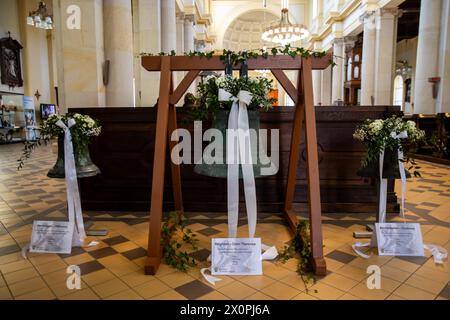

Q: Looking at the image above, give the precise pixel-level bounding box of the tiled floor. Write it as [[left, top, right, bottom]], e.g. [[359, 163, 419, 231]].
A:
[[0, 144, 449, 300]]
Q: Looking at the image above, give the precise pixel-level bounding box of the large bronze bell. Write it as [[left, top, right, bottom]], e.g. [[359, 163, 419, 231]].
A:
[[47, 135, 101, 179], [194, 109, 275, 178]]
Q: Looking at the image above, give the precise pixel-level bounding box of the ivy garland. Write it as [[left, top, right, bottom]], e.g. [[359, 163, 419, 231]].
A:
[[139, 44, 336, 67], [160, 211, 199, 272], [278, 220, 317, 292]]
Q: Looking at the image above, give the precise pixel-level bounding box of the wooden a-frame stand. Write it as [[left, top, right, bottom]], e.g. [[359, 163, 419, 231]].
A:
[[141, 54, 331, 276]]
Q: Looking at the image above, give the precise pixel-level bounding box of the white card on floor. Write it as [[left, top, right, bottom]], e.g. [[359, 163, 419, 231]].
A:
[[29, 220, 74, 254], [375, 223, 424, 256], [211, 238, 262, 276]]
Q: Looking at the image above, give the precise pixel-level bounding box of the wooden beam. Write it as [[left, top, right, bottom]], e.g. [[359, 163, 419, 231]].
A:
[[283, 68, 304, 233], [142, 53, 332, 72], [301, 58, 326, 276], [145, 57, 171, 275], [168, 80, 184, 214], [271, 70, 299, 105], [169, 70, 200, 105]]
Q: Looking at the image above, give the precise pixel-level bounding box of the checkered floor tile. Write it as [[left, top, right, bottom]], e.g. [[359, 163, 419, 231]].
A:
[[0, 143, 448, 300]]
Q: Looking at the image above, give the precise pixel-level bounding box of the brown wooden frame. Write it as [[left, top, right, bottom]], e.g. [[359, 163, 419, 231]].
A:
[[141, 54, 331, 276]]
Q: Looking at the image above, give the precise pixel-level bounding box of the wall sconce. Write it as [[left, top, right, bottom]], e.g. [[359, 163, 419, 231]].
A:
[[428, 77, 440, 99]]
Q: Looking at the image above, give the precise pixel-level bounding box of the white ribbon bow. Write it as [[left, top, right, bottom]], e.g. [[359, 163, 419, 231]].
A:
[[56, 118, 86, 247], [200, 88, 278, 285]]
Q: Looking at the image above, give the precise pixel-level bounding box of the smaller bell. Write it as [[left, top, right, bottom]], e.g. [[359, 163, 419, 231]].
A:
[[47, 135, 101, 179], [357, 148, 411, 179]]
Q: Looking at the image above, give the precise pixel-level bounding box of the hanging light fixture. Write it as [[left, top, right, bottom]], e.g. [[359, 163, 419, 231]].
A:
[[27, 2, 53, 30], [261, 0, 309, 46]]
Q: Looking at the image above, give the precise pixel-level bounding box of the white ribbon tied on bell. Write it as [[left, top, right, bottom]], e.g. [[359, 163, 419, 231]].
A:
[[56, 118, 86, 247], [379, 131, 408, 223], [200, 89, 278, 285]]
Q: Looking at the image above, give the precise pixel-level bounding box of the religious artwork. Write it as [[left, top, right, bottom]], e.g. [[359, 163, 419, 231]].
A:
[[0, 35, 23, 88], [404, 78, 412, 103]]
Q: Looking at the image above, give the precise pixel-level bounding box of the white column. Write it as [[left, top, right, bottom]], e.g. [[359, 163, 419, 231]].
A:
[[313, 70, 322, 105], [437, 0, 450, 113], [104, 0, 135, 107], [332, 38, 345, 104], [161, 0, 176, 53], [360, 11, 377, 105], [136, 0, 161, 107], [52, 0, 105, 111], [184, 15, 195, 53], [374, 8, 398, 105], [176, 14, 185, 54], [414, 0, 442, 114], [184, 15, 196, 94], [321, 66, 332, 105]]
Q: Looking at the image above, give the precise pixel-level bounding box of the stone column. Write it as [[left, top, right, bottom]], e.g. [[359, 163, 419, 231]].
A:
[[184, 15, 195, 53], [321, 66, 332, 105], [184, 15, 196, 94], [437, 0, 450, 113], [176, 14, 185, 54], [332, 38, 345, 104], [136, 0, 161, 107], [52, 0, 105, 111], [414, 0, 442, 114], [312, 70, 322, 105], [374, 8, 398, 105], [103, 0, 134, 107], [360, 11, 377, 105], [161, 0, 176, 53]]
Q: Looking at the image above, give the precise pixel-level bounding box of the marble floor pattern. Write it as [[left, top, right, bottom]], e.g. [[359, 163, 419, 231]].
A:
[[0, 144, 449, 300]]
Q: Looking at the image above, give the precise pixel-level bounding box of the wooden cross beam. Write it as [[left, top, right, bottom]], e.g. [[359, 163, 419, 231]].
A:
[[142, 53, 331, 276]]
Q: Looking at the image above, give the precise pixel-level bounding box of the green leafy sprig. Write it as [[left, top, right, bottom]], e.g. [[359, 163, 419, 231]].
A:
[[17, 113, 101, 170], [353, 116, 426, 177], [139, 44, 330, 66], [191, 75, 276, 121], [160, 211, 199, 272], [278, 220, 316, 292]]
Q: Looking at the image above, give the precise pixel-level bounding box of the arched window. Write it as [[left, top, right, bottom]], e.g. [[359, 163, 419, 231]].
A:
[[393, 75, 404, 109]]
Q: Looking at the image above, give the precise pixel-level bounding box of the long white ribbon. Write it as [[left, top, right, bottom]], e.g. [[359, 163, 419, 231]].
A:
[[200, 88, 278, 285], [378, 131, 408, 223], [56, 119, 86, 247]]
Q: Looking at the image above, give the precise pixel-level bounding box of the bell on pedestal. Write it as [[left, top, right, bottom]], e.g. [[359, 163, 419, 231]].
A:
[[47, 135, 101, 179], [194, 110, 275, 178], [357, 148, 411, 179]]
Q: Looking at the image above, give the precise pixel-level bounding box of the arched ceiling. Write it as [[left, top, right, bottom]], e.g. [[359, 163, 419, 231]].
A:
[[222, 10, 279, 51]]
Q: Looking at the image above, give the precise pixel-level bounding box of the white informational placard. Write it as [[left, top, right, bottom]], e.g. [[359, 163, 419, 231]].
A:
[[29, 220, 74, 254], [375, 223, 424, 257], [211, 238, 262, 276]]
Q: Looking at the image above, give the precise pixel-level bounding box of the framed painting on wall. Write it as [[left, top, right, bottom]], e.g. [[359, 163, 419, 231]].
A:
[[0, 35, 23, 88]]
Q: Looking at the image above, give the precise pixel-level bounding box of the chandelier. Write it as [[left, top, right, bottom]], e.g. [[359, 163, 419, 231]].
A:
[[261, 0, 309, 45], [396, 60, 412, 76], [27, 1, 53, 30]]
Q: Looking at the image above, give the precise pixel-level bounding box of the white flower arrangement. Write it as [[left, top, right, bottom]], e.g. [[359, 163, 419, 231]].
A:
[[353, 116, 425, 175]]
